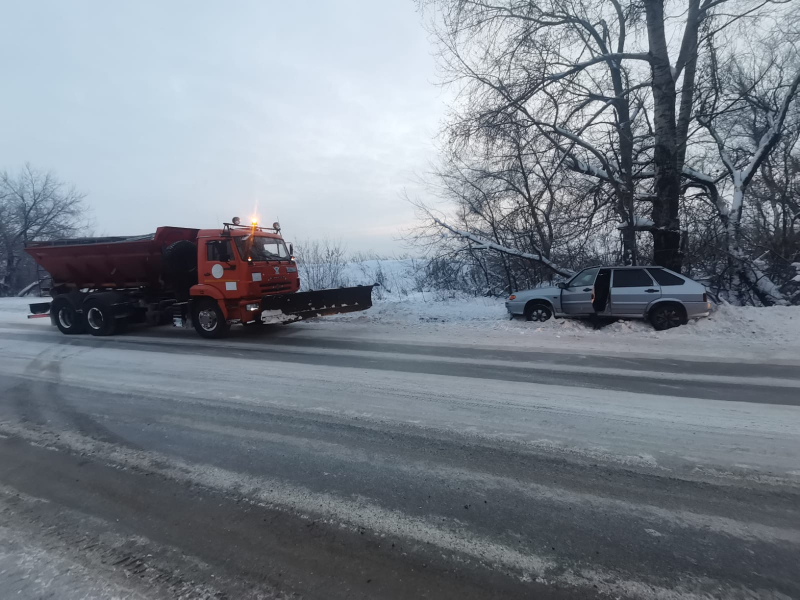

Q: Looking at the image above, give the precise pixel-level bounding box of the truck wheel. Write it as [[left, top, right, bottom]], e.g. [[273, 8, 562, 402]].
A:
[[83, 298, 118, 336], [192, 300, 229, 339], [51, 297, 85, 335]]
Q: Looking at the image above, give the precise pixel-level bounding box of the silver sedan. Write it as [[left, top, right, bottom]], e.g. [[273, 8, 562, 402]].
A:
[[505, 266, 711, 330]]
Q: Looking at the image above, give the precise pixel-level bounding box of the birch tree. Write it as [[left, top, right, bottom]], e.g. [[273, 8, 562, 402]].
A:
[[696, 37, 800, 304]]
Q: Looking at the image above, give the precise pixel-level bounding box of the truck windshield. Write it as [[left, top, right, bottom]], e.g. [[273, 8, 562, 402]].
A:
[[234, 235, 290, 262]]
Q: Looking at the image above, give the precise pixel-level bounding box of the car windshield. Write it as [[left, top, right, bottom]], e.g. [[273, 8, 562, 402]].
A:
[[234, 235, 290, 261]]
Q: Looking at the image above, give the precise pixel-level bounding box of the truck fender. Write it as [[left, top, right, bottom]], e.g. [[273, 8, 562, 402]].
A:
[[189, 284, 229, 319]]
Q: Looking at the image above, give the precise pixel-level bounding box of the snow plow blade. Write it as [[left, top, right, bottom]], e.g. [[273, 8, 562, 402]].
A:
[[261, 285, 375, 321]]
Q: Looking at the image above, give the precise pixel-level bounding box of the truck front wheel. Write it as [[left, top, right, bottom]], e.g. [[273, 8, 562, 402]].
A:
[[192, 300, 229, 339], [52, 296, 85, 335]]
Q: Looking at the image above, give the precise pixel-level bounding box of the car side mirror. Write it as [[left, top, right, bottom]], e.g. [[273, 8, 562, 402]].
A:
[[557, 282, 567, 289]]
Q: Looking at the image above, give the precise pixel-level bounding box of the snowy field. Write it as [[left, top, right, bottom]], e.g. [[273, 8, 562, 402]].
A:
[[2, 293, 800, 362]]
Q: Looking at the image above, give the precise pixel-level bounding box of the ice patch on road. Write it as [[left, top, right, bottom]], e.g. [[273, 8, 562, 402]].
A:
[[0, 424, 555, 580], [645, 528, 664, 538], [2, 424, 791, 600]]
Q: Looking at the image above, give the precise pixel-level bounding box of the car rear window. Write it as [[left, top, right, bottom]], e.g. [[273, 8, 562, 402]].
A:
[[612, 269, 654, 288], [647, 268, 685, 286]]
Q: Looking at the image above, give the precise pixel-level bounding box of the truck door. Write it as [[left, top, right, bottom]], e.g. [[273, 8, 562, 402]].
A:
[[201, 239, 238, 296], [610, 268, 660, 316], [561, 268, 599, 315]]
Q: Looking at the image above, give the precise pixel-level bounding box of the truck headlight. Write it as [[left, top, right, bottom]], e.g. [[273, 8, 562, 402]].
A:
[[246, 303, 260, 311]]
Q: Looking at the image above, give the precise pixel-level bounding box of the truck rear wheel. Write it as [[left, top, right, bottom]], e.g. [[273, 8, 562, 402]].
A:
[[51, 296, 85, 335], [83, 298, 118, 336], [192, 299, 229, 339]]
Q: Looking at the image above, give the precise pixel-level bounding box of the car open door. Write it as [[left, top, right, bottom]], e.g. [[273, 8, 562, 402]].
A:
[[610, 269, 660, 316], [561, 268, 599, 315]]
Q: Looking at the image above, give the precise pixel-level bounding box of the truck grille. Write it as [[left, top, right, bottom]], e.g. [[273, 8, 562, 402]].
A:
[[260, 282, 292, 293]]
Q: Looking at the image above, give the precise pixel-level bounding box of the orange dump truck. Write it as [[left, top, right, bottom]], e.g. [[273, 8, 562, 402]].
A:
[[24, 219, 373, 338]]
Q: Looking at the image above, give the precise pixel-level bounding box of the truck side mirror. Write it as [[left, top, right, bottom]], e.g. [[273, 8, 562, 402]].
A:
[[289, 243, 294, 257]]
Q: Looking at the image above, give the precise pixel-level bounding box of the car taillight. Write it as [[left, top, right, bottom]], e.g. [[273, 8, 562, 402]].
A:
[[508, 295, 516, 301], [703, 292, 708, 302]]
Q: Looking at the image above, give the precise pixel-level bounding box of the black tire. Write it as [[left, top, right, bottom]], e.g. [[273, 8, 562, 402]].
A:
[[192, 299, 229, 339], [83, 297, 118, 336], [525, 302, 553, 323], [649, 303, 687, 331], [51, 296, 85, 335], [163, 240, 198, 275]]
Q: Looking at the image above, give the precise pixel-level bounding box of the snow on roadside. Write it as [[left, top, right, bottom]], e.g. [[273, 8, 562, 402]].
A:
[[333, 292, 504, 324], [0, 297, 45, 324], [2, 294, 799, 360], [323, 293, 798, 342], [327, 257, 800, 353], [308, 295, 800, 360]]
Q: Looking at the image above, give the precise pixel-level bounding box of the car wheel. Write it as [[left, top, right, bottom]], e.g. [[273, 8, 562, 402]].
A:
[[649, 303, 686, 331], [51, 296, 85, 335], [83, 298, 118, 336], [192, 299, 229, 339], [525, 303, 552, 322]]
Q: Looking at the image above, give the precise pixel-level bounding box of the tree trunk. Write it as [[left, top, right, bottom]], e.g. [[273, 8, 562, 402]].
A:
[[644, 0, 682, 271], [620, 224, 637, 265], [1, 250, 19, 297]]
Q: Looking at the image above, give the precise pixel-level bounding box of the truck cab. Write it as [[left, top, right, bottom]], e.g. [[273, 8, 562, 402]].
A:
[[189, 223, 300, 335]]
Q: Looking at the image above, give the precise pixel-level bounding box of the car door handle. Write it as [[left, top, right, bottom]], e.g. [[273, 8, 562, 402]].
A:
[[582, 287, 592, 292], [644, 288, 658, 293]]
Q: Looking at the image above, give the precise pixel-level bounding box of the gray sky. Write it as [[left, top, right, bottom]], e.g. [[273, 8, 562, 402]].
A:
[[0, 1, 444, 253]]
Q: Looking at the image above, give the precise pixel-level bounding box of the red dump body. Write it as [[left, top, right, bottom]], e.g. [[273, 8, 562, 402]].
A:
[[24, 227, 199, 289]]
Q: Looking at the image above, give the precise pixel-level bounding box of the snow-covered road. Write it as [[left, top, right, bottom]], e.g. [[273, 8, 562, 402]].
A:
[[0, 303, 799, 599]]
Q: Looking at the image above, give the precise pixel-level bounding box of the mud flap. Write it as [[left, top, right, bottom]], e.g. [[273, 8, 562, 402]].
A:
[[261, 285, 375, 322], [28, 302, 52, 317]]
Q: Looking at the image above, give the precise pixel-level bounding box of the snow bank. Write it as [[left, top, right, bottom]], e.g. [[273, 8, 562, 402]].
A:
[[325, 294, 800, 342], [332, 292, 503, 324], [3, 293, 799, 361], [307, 295, 800, 360]]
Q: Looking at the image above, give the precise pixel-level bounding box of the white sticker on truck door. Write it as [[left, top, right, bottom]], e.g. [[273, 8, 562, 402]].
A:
[[225, 282, 237, 291], [252, 272, 262, 282]]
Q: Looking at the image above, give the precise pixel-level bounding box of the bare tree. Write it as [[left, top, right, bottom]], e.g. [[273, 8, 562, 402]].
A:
[[294, 239, 349, 291], [0, 165, 87, 295], [419, 0, 789, 272], [696, 36, 800, 304]]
